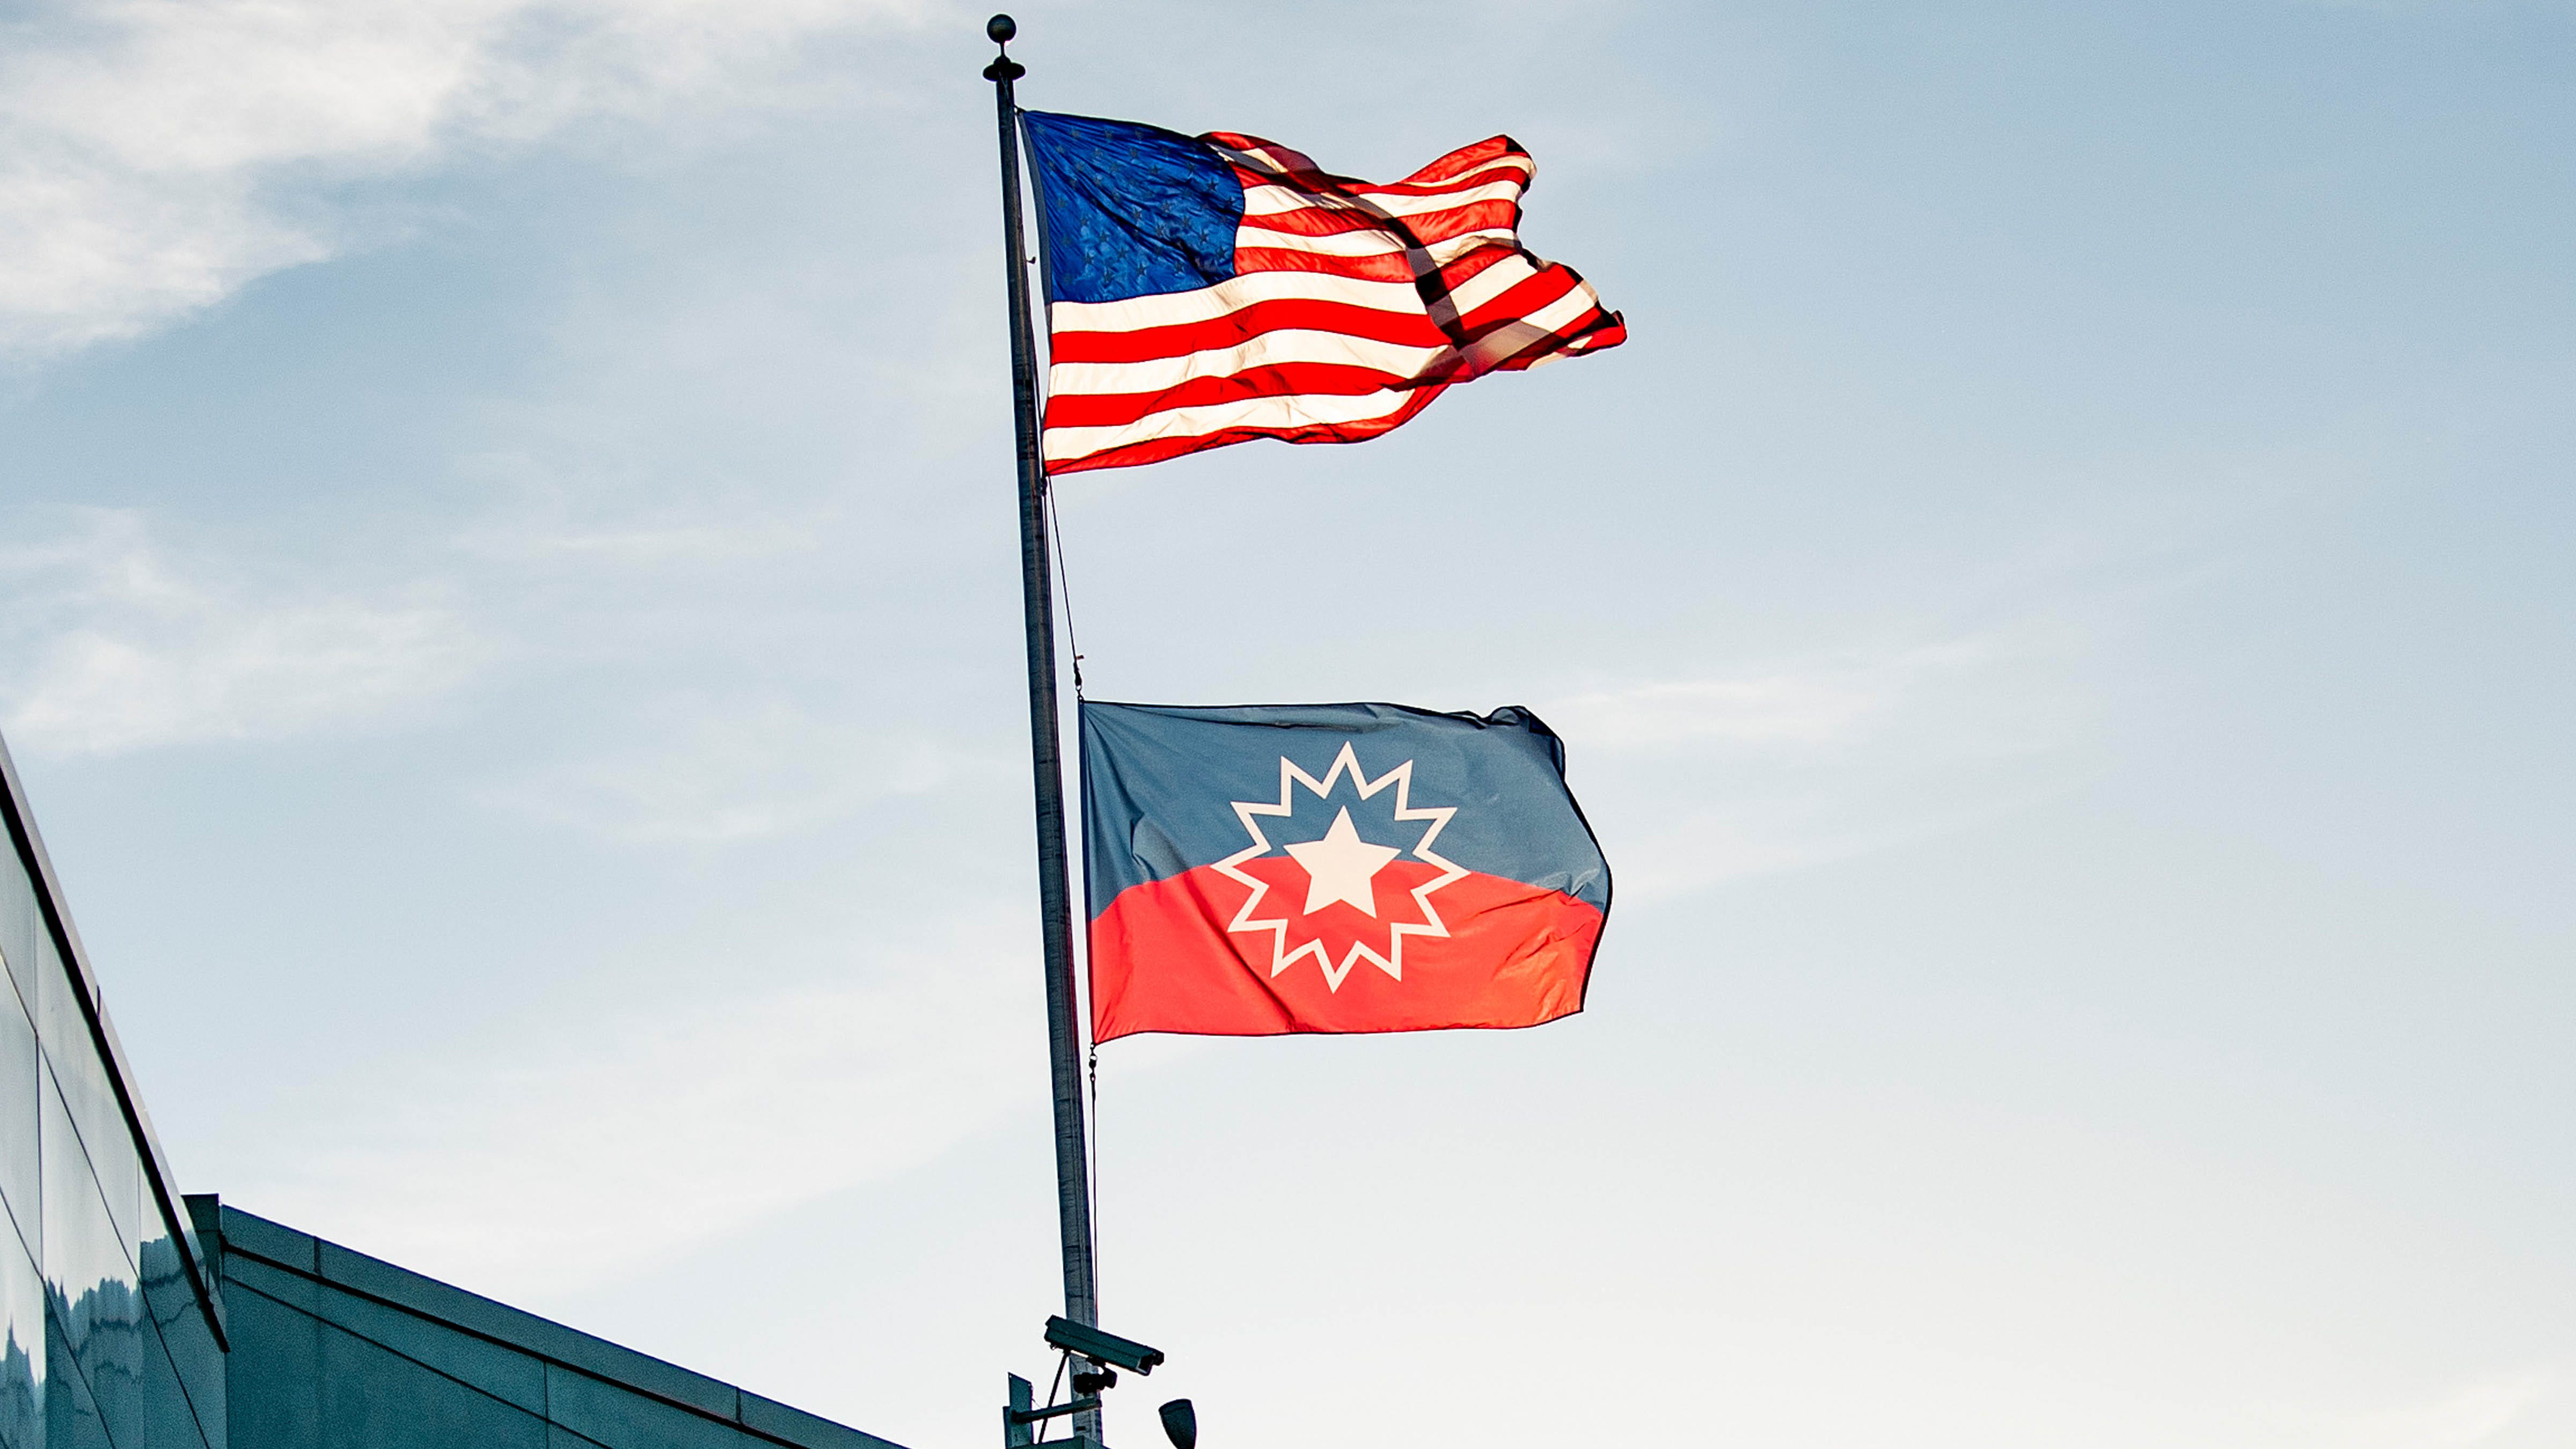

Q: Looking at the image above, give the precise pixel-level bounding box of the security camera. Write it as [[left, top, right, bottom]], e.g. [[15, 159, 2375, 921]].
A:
[[1043, 1316, 1166, 1375], [1159, 1398, 1198, 1449]]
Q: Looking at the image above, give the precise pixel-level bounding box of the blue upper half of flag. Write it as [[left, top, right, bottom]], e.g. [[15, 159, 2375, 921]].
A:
[[1080, 700, 1611, 915], [1020, 111, 1243, 305]]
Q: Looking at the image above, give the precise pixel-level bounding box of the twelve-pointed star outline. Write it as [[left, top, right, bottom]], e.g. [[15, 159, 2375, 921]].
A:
[[1215, 742, 1471, 991]]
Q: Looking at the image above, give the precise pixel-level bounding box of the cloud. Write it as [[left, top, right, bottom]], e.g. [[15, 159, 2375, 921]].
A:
[[0, 509, 486, 754], [486, 700, 990, 844], [0, 0, 927, 354], [1545, 631, 2092, 898], [231, 917, 1036, 1296]]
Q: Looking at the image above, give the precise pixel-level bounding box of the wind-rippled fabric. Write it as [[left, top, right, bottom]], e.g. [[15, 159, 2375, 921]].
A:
[[1020, 112, 1627, 475], [1081, 701, 1611, 1041]]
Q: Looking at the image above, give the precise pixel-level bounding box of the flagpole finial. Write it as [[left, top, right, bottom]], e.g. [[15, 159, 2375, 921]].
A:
[[984, 13, 1023, 80]]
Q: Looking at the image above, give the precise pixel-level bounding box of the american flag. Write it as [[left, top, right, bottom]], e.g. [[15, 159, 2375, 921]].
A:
[[1021, 114, 1626, 475]]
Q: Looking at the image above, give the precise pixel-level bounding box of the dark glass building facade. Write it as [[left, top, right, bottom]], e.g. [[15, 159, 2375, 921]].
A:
[[2, 737, 907, 1449]]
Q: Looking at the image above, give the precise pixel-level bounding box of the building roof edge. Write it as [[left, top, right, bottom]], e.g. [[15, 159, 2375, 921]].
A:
[[214, 1202, 910, 1449], [0, 728, 227, 1347]]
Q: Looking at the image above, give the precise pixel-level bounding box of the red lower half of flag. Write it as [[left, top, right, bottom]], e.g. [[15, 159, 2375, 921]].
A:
[[1088, 861, 1602, 1041]]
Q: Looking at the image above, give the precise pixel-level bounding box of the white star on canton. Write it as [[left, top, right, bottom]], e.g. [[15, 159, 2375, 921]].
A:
[[1284, 808, 1403, 916], [1216, 742, 1469, 992]]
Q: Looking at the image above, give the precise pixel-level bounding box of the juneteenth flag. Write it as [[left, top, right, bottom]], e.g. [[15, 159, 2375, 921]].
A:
[[1020, 112, 1627, 475], [1082, 701, 1610, 1041]]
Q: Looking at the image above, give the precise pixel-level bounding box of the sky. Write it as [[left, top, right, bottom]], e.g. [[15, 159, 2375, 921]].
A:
[[2, 1, 2572, 1445]]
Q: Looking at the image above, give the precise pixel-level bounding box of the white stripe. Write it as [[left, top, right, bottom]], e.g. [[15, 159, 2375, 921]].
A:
[[1527, 281, 1605, 334], [1050, 270, 1425, 335], [1044, 388, 1422, 462], [1419, 229, 1520, 266], [1459, 269, 1587, 328], [1213, 141, 1310, 176], [1344, 158, 1536, 203], [1049, 329, 1446, 397], [1528, 318, 1622, 368], [1044, 252, 1569, 345], [1447, 252, 1549, 316], [1235, 222, 1410, 258], [1239, 176, 1526, 221], [1238, 222, 1521, 266], [1222, 148, 1530, 200], [1475, 279, 1599, 342]]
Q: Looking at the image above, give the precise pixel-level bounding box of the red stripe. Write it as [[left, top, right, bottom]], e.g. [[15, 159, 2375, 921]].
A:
[[1429, 245, 1531, 295], [1243, 159, 1532, 208], [1245, 199, 1518, 247], [1213, 134, 1532, 197], [1569, 311, 1630, 349], [1049, 297, 1449, 364], [1472, 305, 1621, 373], [1041, 302, 1624, 472], [1344, 172, 1532, 201], [1239, 197, 1520, 244], [1045, 362, 1432, 430], [1048, 303, 1615, 434], [1230, 233, 1553, 285], [1455, 267, 1585, 336], [1491, 311, 1627, 372], [1046, 387, 1449, 476], [1378, 134, 1528, 189], [1396, 201, 1521, 246], [1202, 133, 1334, 181], [1236, 204, 1393, 239], [1233, 247, 1422, 283], [1044, 260, 1589, 369]]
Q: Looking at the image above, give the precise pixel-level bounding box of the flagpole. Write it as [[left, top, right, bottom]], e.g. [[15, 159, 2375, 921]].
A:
[[984, 12, 1103, 1439]]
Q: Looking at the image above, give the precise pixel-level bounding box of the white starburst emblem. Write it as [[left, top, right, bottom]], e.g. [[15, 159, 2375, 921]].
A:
[[1216, 741, 1470, 991]]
